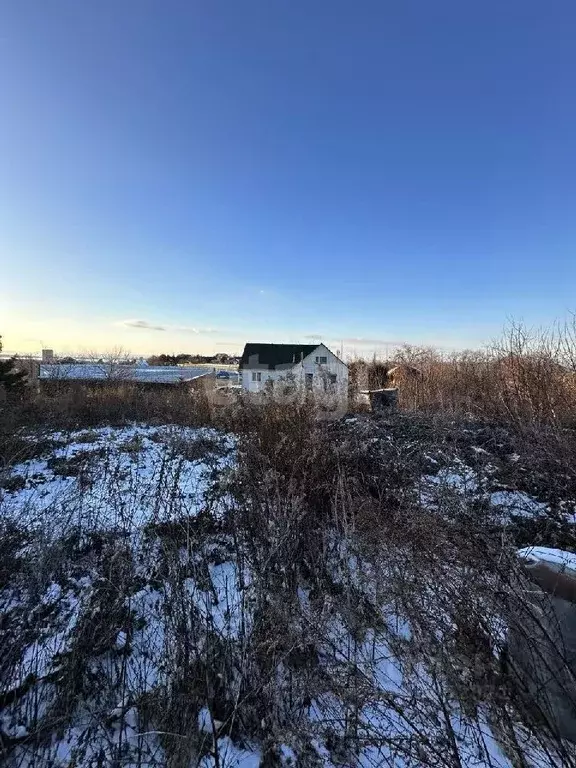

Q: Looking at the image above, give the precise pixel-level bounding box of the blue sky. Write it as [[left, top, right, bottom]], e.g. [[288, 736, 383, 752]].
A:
[[2, 1, 575, 356]]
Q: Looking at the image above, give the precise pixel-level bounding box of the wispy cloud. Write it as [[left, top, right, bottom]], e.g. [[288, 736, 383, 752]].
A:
[[121, 319, 166, 331], [118, 320, 220, 334]]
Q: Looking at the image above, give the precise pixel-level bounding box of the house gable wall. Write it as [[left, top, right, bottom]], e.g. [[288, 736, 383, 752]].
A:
[[241, 344, 348, 399]]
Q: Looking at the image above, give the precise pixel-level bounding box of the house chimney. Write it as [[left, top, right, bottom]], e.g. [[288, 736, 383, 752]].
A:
[[42, 349, 54, 363]]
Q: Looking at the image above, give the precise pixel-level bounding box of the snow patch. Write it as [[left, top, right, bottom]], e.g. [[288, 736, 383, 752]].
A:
[[1, 424, 234, 535], [517, 546, 576, 572]]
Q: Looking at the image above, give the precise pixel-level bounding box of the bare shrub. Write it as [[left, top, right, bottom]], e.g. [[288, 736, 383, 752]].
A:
[[2, 404, 576, 766], [350, 316, 576, 433], [4, 321, 576, 764], [221, 403, 576, 765]]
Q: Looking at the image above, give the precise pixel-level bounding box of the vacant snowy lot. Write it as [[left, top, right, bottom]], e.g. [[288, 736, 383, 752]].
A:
[[1, 425, 234, 534], [1, 416, 575, 766]]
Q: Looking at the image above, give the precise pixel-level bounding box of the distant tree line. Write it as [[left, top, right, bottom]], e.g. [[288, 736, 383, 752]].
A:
[[42, 353, 239, 368], [146, 353, 237, 366]]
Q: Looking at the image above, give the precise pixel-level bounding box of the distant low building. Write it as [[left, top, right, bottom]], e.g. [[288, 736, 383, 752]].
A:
[[38, 363, 216, 389], [239, 343, 348, 401]]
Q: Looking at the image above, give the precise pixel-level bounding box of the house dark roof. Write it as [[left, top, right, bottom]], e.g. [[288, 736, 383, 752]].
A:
[[239, 343, 320, 370]]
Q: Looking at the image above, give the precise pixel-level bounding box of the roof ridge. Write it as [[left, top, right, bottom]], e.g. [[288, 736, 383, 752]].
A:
[[239, 342, 321, 370]]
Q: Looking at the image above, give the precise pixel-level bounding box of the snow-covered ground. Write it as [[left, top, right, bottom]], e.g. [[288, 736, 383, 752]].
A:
[[0, 424, 234, 535], [0, 425, 257, 766], [1, 421, 573, 767], [421, 457, 571, 524]]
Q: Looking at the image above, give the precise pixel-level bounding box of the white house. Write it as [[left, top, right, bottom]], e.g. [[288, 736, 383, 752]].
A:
[[239, 343, 348, 401]]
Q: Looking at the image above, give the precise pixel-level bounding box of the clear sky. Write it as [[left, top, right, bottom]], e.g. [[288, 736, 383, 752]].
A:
[[2, 1, 575, 357]]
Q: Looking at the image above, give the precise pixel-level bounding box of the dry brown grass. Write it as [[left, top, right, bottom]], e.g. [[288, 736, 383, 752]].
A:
[[2, 383, 576, 764], [351, 318, 576, 431]]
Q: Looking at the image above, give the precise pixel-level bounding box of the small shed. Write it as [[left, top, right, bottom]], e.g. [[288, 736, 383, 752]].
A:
[[386, 364, 422, 387], [360, 388, 399, 412]]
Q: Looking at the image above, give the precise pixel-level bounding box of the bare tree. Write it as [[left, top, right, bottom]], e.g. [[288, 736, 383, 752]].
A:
[[83, 347, 135, 381]]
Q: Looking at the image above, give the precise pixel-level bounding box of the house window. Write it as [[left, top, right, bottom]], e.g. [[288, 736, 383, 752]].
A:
[[315, 356, 327, 364], [305, 373, 313, 390], [251, 371, 261, 382], [323, 373, 337, 392]]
